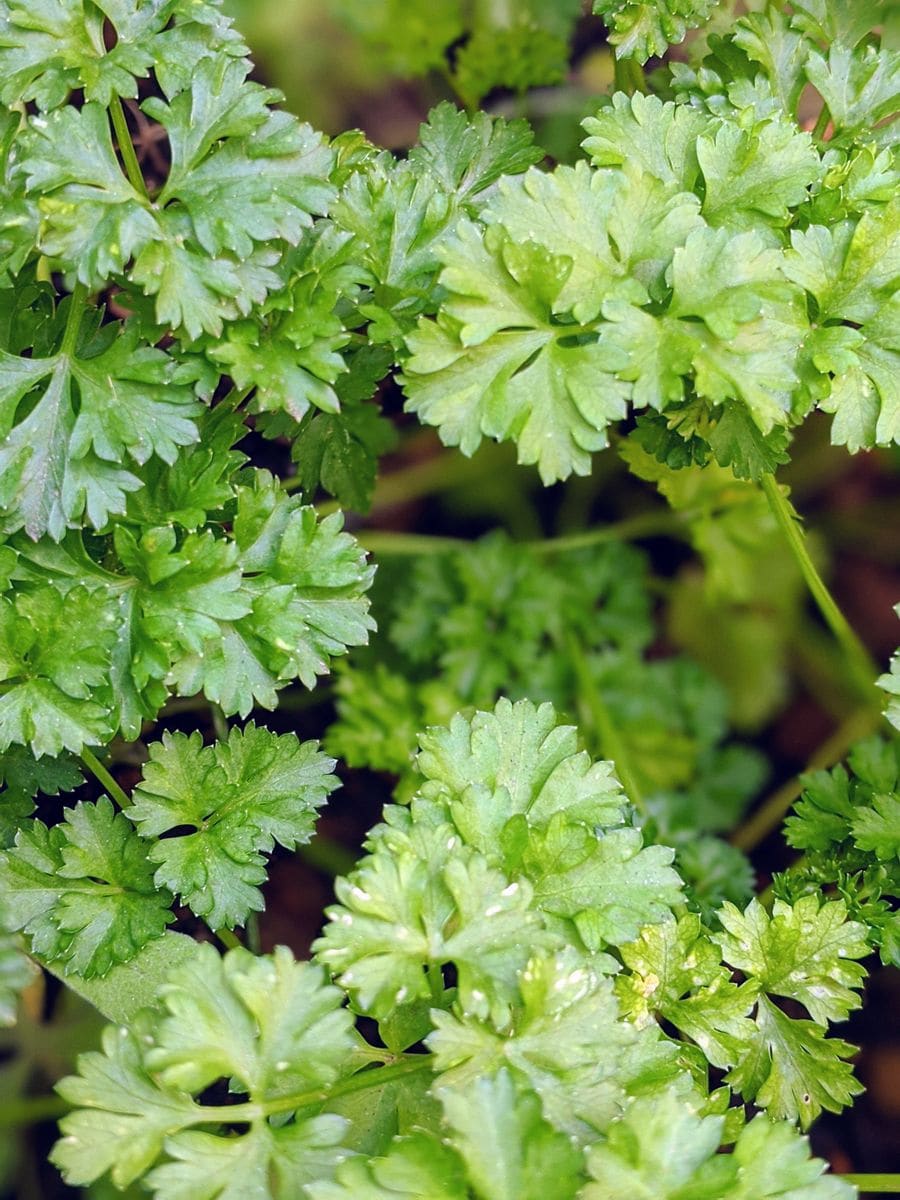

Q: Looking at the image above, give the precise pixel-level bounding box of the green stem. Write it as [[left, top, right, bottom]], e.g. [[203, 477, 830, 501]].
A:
[[761, 473, 879, 705], [613, 55, 647, 95], [0, 1094, 68, 1127], [80, 746, 131, 810], [60, 280, 88, 357], [109, 95, 149, 199], [841, 1177, 900, 1193], [812, 103, 832, 140], [216, 928, 242, 952], [210, 703, 228, 742], [530, 510, 684, 554], [358, 512, 684, 559], [731, 707, 881, 852], [565, 633, 645, 815], [297, 835, 358, 878], [359, 531, 465, 556], [194, 1055, 430, 1124]]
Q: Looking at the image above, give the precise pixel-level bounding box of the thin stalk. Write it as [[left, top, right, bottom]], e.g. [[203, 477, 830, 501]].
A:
[[731, 707, 881, 852], [614, 55, 647, 95], [811, 103, 832, 140], [80, 746, 131, 810], [297, 835, 358, 878], [529, 510, 684, 553], [566, 633, 645, 815], [761, 473, 879, 705], [841, 1177, 900, 1193], [60, 280, 88, 357], [210, 703, 228, 742], [358, 512, 685, 559], [245, 912, 262, 955], [359, 531, 466, 556], [109, 95, 149, 199], [216, 928, 242, 952], [194, 1055, 430, 1124], [0, 1094, 68, 1127]]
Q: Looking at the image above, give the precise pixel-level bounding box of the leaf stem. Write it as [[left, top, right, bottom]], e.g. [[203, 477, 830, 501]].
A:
[[730, 707, 881, 852], [109, 95, 149, 199], [613, 55, 647, 95], [80, 747, 131, 810], [840, 1177, 900, 1193], [0, 1094, 68, 1127], [358, 511, 684, 558], [297, 835, 358, 878], [216, 928, 243, 952], [59, 280, 89, 357], [194, 1054, 431, 1124], [811, 103, 832, 140], [761, 473, 879, 705], [565, 632, 645, 815]]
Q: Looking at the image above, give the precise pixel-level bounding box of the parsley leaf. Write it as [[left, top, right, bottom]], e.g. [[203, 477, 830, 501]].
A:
[[593, 0, 721, 63], [128, 724, 338, 929], [51, 944, 355, 1192], [0, 796, 173, 978], [430, 947, 681, 1141], [583, 1087, 853, 1199]]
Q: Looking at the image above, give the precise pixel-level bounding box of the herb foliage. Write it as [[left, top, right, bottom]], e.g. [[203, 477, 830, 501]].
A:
[[0, 0, 898, 1196]]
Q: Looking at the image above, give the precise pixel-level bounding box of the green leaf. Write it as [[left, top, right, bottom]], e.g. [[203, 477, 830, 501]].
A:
[[316, 843, 553, 1025], [708, 401, 791, 481], [41, 930, 202, 1023], [850, 790, 900, 860], [616, 914, 756, 1070], [147, 58, 334, 258], [715, 896, 869, 1025], [169, 471, 374, 714], [306, 1132, 467, 1200], [52, 944, 356, 1192], [409, 103, 544, 203], [0, 586, 115, 756], [880, 645, 900, 729], [439, 1069, 584, 1200], [805, 42, 900, 142], [526, 820, 683, 950], [402, 222, 628, 484], [430, 947, 680, 1141], [696, 115, 822, 230], [0, 0, 176, 110], [0, 743, 82, 845], [728, 994, 864, 1128], [0, 930, 37, 1025], [583, 1087, 854, 1199], [128, 724, 338, 928], [0, 325, 201, 538], [593, 0, 721, 62], [416, 698, 629, 835], [21, 102, 157, 286], [0, 797, 173, 978]]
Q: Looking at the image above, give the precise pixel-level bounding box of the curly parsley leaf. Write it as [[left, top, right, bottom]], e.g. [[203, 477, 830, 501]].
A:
[[616, 914, 756, 1070], [51, 944, 355, 1193], [593, 0, 721, 63], [430, 947, 681, 1141], [128, 724, 338, 929], [715, 896, 869, 1125], [0, 796, 173, 978], [306, 1131, 467, 1200], [583, 1087, 853, 1199], [0, 322, 201, 539], [438, 1069, 584, 1200], [0, 585, 115, 756]]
